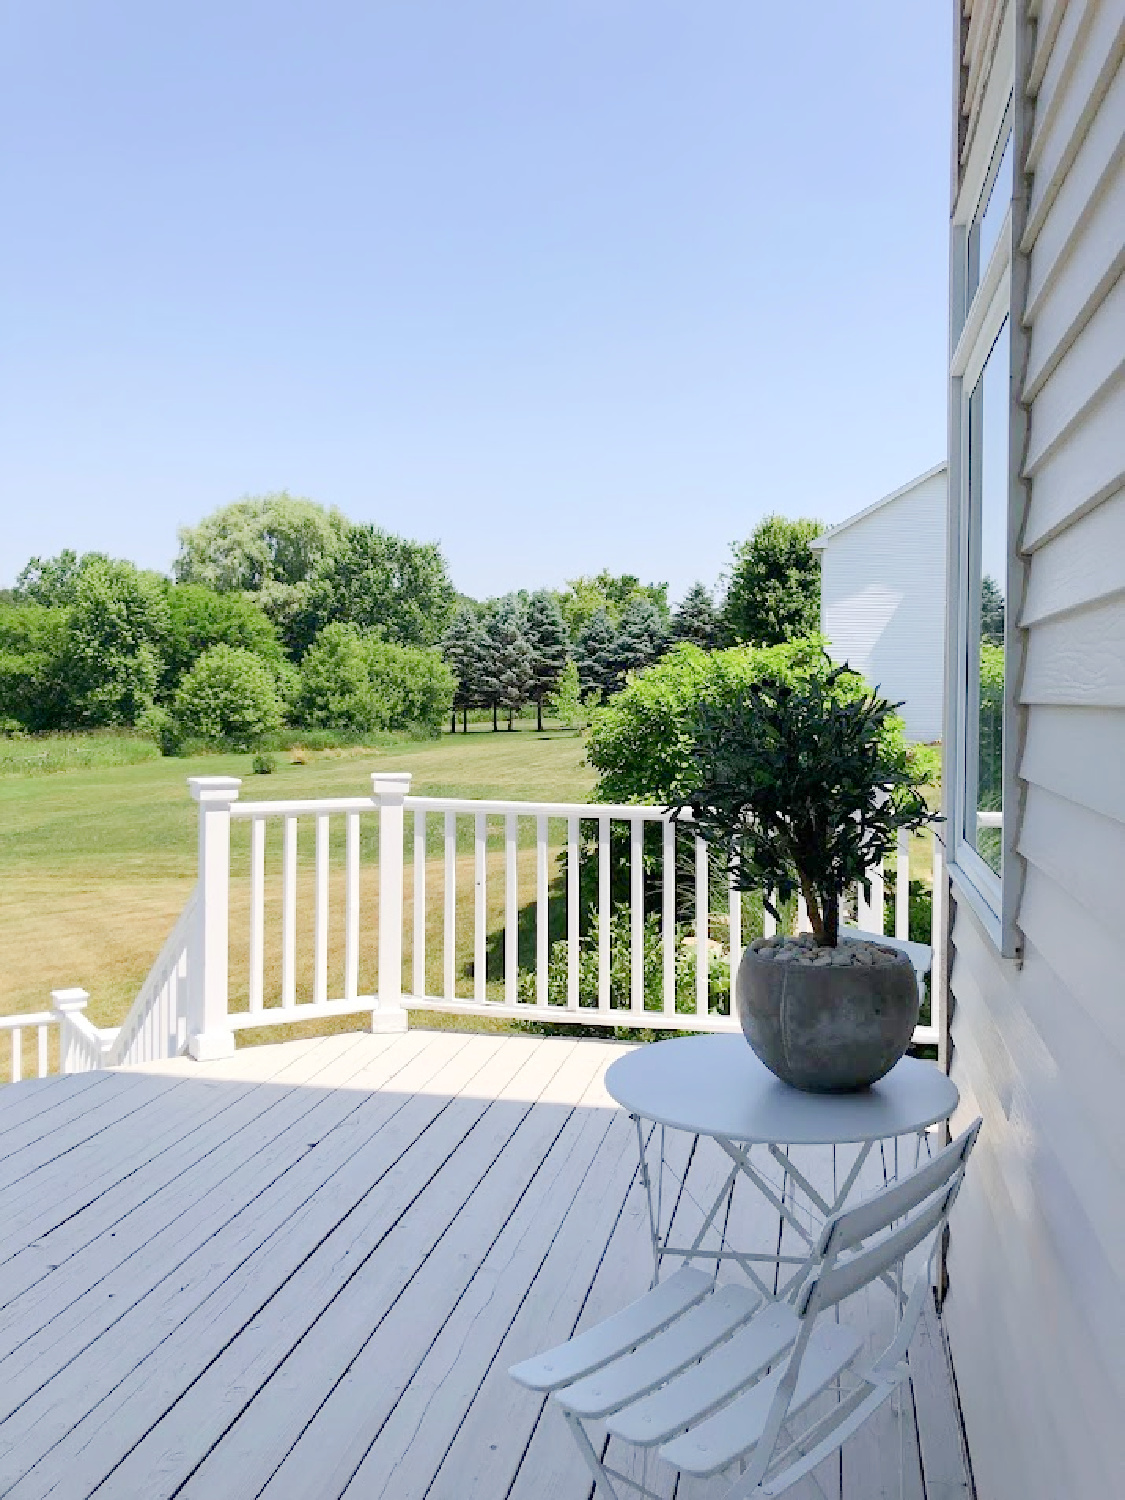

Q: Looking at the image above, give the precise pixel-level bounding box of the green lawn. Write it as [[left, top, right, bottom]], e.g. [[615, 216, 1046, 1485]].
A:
[[0, 728, 596, 1043]]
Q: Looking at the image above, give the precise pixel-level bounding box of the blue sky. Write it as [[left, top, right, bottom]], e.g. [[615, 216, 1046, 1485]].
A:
[[0, 1, 952, 603]]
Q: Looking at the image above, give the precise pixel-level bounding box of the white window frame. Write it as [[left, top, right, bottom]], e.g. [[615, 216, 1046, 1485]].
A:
[[946, 73, 1024, 959]]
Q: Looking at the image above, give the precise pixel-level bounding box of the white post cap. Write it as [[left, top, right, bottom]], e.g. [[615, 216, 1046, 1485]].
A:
[[188, 776, 242, 804], [51, 987, 90, 1013], [371, 771, 413, 800]]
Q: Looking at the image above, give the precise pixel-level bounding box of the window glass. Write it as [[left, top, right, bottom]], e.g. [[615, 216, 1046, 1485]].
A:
[[964, 319, 1009, 876], [967, 128, 1013, 304]]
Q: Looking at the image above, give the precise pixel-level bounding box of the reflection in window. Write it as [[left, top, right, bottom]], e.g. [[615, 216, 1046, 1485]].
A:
[[964, 319, 1009, 876], [968, 127, 1013, 304]]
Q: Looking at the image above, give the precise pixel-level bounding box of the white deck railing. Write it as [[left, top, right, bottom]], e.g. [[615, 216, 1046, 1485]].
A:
[[19, 771, 943, 1078]]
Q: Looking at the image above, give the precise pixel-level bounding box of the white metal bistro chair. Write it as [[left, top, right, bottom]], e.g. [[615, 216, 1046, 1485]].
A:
[[510, 1118, 980, 1499]]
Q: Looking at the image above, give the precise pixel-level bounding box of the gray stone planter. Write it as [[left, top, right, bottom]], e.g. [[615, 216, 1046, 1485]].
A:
[[736, 935, 920, 1093]]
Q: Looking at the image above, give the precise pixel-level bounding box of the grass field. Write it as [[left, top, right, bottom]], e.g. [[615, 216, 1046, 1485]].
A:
[[0, 729, 596, 1046]]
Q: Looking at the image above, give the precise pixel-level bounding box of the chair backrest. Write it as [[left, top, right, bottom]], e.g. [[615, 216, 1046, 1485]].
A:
[[798, 1119, 981, 1317]]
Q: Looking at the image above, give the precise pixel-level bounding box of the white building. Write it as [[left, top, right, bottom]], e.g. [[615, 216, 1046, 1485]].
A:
[[939, 3, 1125, 1498], [810, 463, 947, 742]]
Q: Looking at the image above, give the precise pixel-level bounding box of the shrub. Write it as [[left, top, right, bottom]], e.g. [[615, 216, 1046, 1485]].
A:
[[296, 624, 455, 736], [252, 751, 277, 774], [163, 584, 283, 698], [173, 645, 282, 749], [0, 603, 72, 731]]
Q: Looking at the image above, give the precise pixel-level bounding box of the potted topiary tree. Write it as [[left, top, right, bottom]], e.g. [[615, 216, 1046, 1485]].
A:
[[668, 661, 934, 1092]]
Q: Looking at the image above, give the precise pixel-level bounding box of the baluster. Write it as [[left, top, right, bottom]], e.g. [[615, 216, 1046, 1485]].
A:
[[11, 1027, 21, 1083], [413, 810, 427, 1000], [282, 816, 297, 1009], [567, 816, 580, 1011], [249, 817, 265, 1013], [345, 812, 360, 1002], [896, 827, 911, 940], [695, 837, 709, 1016], [444, 810, 457, 1001], [728, 870, 741, 1015], [38, 1023, 49, 1079], [314, 815, 330, 1005], [475, 813, 487, 1004], [662, 819, 676, 1015], [797, 892, 810, 934], [536, 815, 549, 1006], [505, 813, 518, 1006], [630, 818, 644, 1013], [598, 816, 611, 1012], [869, 859, 886, 935], [763, 895, 777, 938]]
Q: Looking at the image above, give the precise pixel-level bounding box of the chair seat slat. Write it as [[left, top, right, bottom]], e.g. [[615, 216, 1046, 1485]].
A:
[[557, 1283, 761, 1419], [508, 1267, 713, 1393]]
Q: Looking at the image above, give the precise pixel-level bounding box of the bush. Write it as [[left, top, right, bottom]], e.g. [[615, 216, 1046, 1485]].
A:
[[252, 751, 278, 774], [587, 636, 913, 806], [163, 584, 282, 698], [296, 624, 455, 736], [0, 603, 72, 731], [173, 646, 282, 749], [66, 559, 170, 726]]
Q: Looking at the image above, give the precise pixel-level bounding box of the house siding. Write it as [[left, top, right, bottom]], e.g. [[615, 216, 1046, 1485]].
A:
[[817, 469, 947, 742], [943, 5, 1125, 1500]]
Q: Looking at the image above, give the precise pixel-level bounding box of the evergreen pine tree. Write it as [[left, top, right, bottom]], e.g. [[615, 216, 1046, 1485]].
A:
[[441, 605, 488, 732], [576, 607, 623, 702], [483, 598, 535, 729], [523, 590, 570, 731], [614, 597, 667, 679], [670, 581, 721, 649]]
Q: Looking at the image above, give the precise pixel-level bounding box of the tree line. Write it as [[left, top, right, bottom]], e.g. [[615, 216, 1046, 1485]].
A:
[[0, 492, 823, 748]]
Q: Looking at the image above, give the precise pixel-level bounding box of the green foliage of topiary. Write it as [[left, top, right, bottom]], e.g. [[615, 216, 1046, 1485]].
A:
[[173, 645, 283, 750]]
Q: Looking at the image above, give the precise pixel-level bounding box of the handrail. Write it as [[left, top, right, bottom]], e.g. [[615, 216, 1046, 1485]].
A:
[[0, 1012, 57, 1082], [105, 886, 199, 1066]]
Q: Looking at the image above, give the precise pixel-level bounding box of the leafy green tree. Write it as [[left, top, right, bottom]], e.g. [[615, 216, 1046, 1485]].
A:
[[67, 560, 171, 725], [558, 572, 669, 639], [482, 599, 535, 730], [613, 596, 667, 678], [441, 605, 489, 732], [524, 590, 570, 731], [723, 515, 822, 646], [980, 575, 1005, 647], [670, 582, 721, 649], [14, 549, 112, 607], [163, 585, 282, 698], [366, 641, 455, 735], [0, 603, 72, 731], [174, 493, 346, 593], [575, 607, 623, 703], [295, 624, 379, 734], [544, 657, 584, 729], [294, 523, 457, 655], [174, 646, 282, 748]]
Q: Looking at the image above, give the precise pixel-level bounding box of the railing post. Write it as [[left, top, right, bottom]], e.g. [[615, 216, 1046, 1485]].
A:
[[372, 772, 412, 1033], [186, 777, 241, 1061], [51, 988, 94, 1073]]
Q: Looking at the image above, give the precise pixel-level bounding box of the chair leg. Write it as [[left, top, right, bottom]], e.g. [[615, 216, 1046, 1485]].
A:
[[564, 1410, 626, 1499]]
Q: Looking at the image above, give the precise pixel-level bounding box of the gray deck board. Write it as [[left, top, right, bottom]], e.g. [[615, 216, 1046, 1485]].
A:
[[0, 1032, 972, 1500]]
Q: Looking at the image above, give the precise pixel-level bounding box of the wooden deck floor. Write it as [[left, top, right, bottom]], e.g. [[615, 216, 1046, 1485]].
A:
[[0, 1031, 972, 1500]]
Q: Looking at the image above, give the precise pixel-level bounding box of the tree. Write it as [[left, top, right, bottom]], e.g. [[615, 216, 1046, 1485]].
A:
[[524, 591, 570, 731], [980, 575, 1005, 646], [295, 624, 379, 734], [722, 515, 822, 646], [163, 585, 282, 699], [174, 493, 347, 594], [0, 603, 72, 731], [544, 657, 583, 729], [482, 599, 535, 730], [613, 596, 667, 678], [670, 582, 721, 649], [174, 646, 282, 748], [441, 605, 489, 732], [575, 608, 623, 703], [558, 572, 669, 639], [294, 523, 457, 655], [66, 560, 171, 726], [14, 550, 112, 607]]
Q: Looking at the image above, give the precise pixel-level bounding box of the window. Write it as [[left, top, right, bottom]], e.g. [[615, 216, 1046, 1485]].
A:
[[963, 319, 1009, 877], [948, 86, 1019, 950]]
